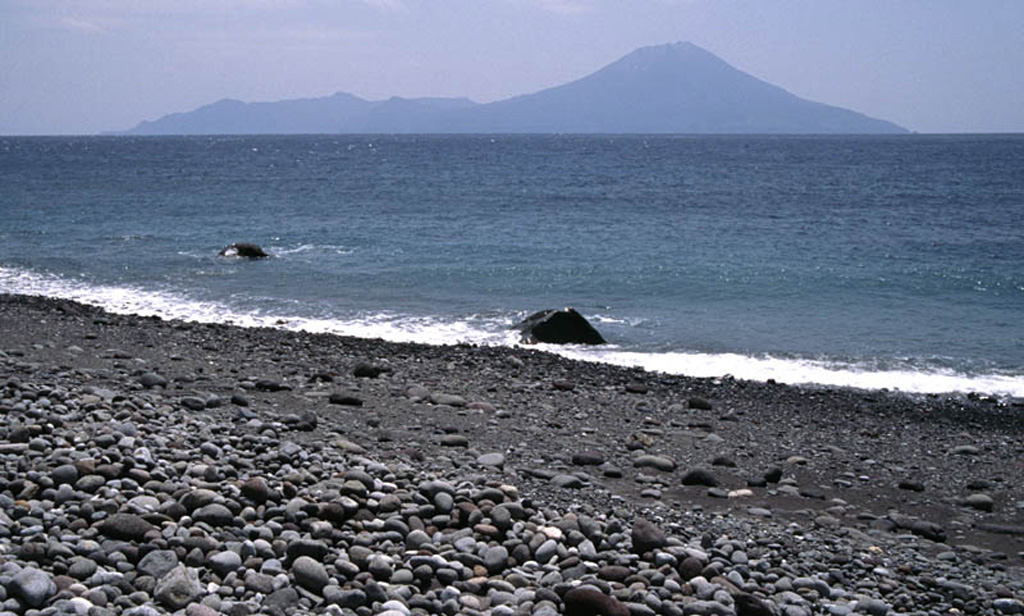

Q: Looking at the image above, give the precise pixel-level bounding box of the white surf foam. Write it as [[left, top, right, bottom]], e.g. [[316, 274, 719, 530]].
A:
[[3, 266, 1022, 398], [269, 243, 354, 256], [0, 266, 515, 346], [550, 346, 1024, 398]]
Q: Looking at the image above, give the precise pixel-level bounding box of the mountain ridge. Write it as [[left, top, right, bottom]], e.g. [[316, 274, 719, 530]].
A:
[[122, 42, 907, 135]]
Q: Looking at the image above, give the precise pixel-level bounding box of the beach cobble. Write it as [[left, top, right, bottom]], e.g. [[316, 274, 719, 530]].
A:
[[1, 294, 1022, 615]]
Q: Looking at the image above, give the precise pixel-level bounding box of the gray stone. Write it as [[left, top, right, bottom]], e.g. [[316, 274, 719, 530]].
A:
[[563, 586, 629, 616], [291, 555, 329, 593], [180, 396, 207, 411], [67, 558, 98, 581], [406, 529, 431, 549], [793, 576, 831, 598], [75, 474, 106, 492], [857, 598, 890, 616], [477, 452, 506, 468], [193, 503, 234, 526], [154, 565, 201, 611], [139, 373, 168, 388], [207, 551, 242, 576], [430, 393, 467, 407], [186, 603, 219, 616], [244, 571, 276, 594], [50, 464, 79, 486], [179, 488, 219, 512], [335, 589, 367, 609], [633, 455, 677, 472], [551, 474, 585, 489], [137, 550, 179, 579], [682, 600, 733, 616], [535, 539, 558, 564], [483, 546, 509, 574], [367, 555, 393, 580], [440, 434, 469, 447], [631, 517, 667, 555], [9, 567, 55, 609], [963, 493, 995, 512], [572, 451, 606, 466], [286, 538, 329, 561], [681, 468, 719, 487], [97, 513, 156, 541], [263, 587, 300, 609], [994, 599, 1024, 615]]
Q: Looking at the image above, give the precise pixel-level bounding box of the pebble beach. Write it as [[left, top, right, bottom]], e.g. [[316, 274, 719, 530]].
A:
[[1, 293, 1022, 616]]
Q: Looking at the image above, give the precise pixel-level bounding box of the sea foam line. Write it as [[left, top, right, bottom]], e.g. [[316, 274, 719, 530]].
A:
[[3, 266, 1022, 398], [0, 266, 516, 346], [551, 347, 1024, 399]]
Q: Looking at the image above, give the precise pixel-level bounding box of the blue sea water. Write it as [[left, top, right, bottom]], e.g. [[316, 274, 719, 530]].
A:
[[1, 134, 1022, 396]]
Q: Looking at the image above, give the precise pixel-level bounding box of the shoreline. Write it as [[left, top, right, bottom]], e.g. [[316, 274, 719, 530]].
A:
[[3, 266, 1022, 399], [2, 292, 1022, 614]]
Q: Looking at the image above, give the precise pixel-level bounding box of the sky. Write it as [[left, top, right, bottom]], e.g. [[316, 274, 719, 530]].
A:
[[1, 0, 1023, 135]]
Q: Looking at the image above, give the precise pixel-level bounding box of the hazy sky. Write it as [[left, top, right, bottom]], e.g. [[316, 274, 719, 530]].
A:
[[2, 0, 1023, 135]]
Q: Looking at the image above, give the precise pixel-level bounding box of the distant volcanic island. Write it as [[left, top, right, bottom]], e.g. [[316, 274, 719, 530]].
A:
[[123, 42, 907, 135]]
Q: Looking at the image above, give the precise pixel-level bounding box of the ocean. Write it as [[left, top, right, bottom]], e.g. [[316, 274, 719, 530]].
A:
[[1, 134, 1022, 397]]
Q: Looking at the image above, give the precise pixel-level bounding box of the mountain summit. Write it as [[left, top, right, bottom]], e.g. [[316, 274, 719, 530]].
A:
[[124, 42, 906, 135]]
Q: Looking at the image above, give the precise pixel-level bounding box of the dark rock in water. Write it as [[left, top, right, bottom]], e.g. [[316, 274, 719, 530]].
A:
[[519, 308, 606, 345], [219, 242, 270, 258], [763, 467, 784, 484], [563, 586, 630, 616], [631, 518, 667, 555]]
